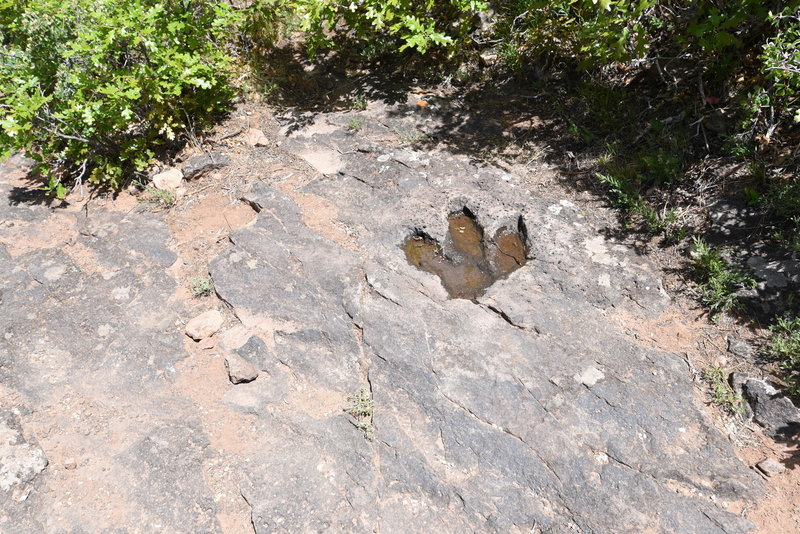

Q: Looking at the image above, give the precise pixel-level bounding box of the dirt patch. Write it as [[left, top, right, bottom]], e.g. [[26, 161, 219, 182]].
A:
[[736, 430, 800, 533], [0, 212, 78, 256], [166, 187, 257, 308]]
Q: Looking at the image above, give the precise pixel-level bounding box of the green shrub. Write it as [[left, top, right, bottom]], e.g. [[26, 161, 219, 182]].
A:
[[762, 8, 800, 123], [292, 0, 487, 55], [597, 172, 679, 235], [493, 0, 655, 71], [769, 315, 800, 395], [0, 0, 241, 196]]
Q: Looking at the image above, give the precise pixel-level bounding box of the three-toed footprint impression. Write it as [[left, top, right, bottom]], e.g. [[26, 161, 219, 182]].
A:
[[403, 209, 528, 300]]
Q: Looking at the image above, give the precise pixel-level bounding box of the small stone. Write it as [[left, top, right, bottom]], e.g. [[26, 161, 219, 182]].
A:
[[12, 486, 31, 502], [185, 310, 225, 340], [756, 458, 786, 477], [244, 128, 269, 147], [0, 411, 48, 492], [727, 338, 753, 359], [182, 151, 231, 179], [64, 458, 77, 470], [479, 53, 499, 66], [225, 353, 259, 384], [152, 168, 183, 190]]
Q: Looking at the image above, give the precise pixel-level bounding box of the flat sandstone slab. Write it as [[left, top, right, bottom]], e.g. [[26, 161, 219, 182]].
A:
[[208, 109, 763, 533]]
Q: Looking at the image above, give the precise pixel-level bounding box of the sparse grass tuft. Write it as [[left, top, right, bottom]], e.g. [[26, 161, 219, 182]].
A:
[[190, 275, 214, 298], [346, 116, 366, 132], [134, 181, 178, 208], [690, 237, 756, 317], [345, 386, 375, 441], [702, 366, 746, 415], [396, 128, 426, 145], [596, 173, 682, 236], [351, 93, 368, 111]]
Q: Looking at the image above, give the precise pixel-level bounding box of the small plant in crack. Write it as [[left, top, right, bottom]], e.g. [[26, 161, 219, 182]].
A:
[[345, 386, 374, 441], [190, 275, 214, 298], [395, 128, 426, 145], [346, 117, 365, 132], [702, 366, 746, 416]]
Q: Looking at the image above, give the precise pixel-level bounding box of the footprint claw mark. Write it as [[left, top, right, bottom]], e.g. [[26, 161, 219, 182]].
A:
[[403, 209, 528, 300]]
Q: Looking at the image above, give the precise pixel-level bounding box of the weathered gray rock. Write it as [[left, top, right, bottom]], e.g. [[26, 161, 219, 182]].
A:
[[744, 378, 800, 438], [185, 310, 224, 340], [182, 151, 231, 179], [0, 159, 221, 532], [0, 100, 770, 533], [0, 410, 47, 493], [225, 352, 259, 384], [152, 167, 183, 190], [756, 458, 786, 477], [234, 335, 272, 371], [208, 107, 768, 532]]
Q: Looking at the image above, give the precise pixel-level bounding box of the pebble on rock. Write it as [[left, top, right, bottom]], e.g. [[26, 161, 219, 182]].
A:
[[225, 353, 259, 384], [185, 310, 224, 340]]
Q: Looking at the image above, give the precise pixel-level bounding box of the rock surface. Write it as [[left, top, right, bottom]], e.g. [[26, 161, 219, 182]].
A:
[[0, 410, 47, 493], [0, 102, 769, 533], [185, 310, 224, 340], [207, 108, 762, 533], [744, 378, 800, 438], [182, 151, 231, 179], [0, 154, 222, 532]]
